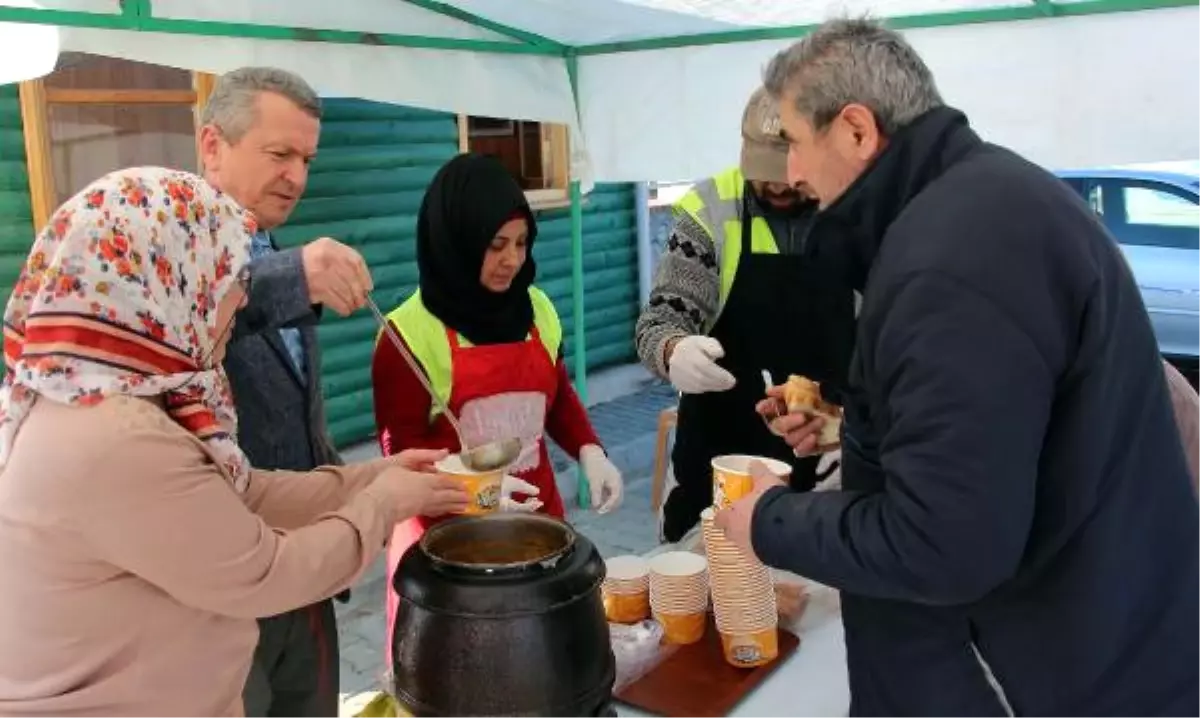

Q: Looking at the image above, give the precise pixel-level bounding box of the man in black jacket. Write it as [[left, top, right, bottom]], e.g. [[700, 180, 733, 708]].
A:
[[716, 18, 1199, 716]]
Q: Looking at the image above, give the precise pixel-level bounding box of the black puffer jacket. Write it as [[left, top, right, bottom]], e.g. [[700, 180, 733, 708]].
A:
[[752, 107, 1198, 716]]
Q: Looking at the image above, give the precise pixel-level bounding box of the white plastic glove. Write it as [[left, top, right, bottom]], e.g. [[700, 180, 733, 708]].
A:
[[813, 449, 842, 492], [667, 336, 736, 394], [580, 444, 623, 513], [499, 474, 543, 512]]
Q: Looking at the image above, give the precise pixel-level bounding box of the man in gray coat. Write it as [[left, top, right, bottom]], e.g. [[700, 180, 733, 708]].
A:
[[199, 67, 373, 716]]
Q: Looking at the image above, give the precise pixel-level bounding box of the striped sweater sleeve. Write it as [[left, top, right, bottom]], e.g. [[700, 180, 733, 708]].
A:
[[635, 211, 722, 379]]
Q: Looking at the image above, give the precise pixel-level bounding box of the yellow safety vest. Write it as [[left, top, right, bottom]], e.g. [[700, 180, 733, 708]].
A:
[[381, 286, 563, 420], [674, 167, 780, 307]]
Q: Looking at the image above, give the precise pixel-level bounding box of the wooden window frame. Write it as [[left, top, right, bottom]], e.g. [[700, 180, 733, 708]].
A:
[[18, 68, 218, 231], [457, 114, 571, 210]]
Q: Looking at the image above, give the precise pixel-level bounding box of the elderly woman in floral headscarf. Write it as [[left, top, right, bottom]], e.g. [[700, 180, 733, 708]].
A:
[[0, 167, 468, 717]]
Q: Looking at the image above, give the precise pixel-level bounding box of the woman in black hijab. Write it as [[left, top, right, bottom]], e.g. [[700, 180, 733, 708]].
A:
[[416, 152, 539, 345], [372, 154, 624, 657]]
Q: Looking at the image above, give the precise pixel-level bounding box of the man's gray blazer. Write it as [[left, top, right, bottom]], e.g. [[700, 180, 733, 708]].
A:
[[225, 242, 341, 472]]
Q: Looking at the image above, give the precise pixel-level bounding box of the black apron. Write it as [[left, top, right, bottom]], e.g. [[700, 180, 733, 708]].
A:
[[662, 192, 857, 542]]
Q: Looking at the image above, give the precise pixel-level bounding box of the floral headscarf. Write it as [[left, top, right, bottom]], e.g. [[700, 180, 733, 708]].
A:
[[0, 167, 257, 490]]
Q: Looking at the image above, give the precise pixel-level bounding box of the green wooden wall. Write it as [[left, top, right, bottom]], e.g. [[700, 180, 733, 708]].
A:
[[534, 187, 639, 372], [274, 98, 640, 447], [0, 85, 33, 306]]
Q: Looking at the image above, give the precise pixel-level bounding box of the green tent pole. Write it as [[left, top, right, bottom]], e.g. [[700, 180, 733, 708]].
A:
[[570, 178, 587, 509], [124, 0, 152, 25], [397, 0, 566, 49], [569, 179, 586, 402], [0, 0, 1185, 55], [566, 51, 590, 508], [0, 5, 560, 55]]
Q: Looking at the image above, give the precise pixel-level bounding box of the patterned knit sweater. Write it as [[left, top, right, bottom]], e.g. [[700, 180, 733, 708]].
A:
[[635, 191, 815, 379]]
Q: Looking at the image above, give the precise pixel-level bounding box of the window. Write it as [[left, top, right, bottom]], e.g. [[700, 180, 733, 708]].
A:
[[1095, 179, 1200, 251], [19, 53, 215, 229], [458, 115, 570, 208], [1123, 185, 1199, 229], [1060, 177, 1105, 216]]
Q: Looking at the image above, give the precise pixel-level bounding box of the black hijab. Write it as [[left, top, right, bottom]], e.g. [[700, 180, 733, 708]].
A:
[[416, 153, 538, 345]]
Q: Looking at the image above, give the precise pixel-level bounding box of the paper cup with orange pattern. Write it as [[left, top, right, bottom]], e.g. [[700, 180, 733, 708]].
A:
[[605, 591, 651, 624], [648, 552, 708, 610], [435, 455, 502, 515], [654, 608, 708, 645], [711, 455, 793, 509], [700, 507, 779, 648], [711, 602, 777, 630], [603, 555, 651, 623], [717, 626, 780, 668], [648, 551, 709, 644]]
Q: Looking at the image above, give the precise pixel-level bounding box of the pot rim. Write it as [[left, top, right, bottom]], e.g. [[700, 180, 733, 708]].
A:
[[419, 513, 578, 573]]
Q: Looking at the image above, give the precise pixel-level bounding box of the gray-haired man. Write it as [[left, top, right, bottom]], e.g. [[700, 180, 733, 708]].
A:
[[717, 18, 1198, 716], [199, 66, 372, 717]]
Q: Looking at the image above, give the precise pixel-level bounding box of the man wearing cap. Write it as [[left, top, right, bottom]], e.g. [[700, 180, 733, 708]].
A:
[[636, 88, 857, 542]]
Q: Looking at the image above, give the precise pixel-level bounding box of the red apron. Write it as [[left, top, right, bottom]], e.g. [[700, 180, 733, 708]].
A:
[[384, 325, 565, 666]]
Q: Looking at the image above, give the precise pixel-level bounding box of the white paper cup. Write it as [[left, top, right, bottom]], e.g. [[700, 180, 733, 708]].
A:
[[435, 454, 502, 514], [606, 555, 649, 582], [649, 551, 707, 577], [711, 455, 793, 509]]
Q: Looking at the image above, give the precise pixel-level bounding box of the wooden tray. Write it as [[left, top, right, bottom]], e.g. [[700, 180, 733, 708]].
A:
[[615, 617, 800, 717]]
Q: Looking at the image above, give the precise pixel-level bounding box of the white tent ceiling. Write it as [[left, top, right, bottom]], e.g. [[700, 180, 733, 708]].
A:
[[2, 0, 1197, 184]]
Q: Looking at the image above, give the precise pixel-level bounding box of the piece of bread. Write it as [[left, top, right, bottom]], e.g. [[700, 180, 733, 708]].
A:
[[782, 375, 823, 414], [817, 414, 842, 447], [783, 375, 842, 446]]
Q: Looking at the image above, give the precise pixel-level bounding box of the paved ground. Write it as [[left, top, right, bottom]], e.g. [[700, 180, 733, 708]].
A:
[[334, 378, 677, 700]]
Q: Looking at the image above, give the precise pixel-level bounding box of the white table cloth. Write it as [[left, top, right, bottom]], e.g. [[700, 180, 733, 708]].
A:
[[615, 540, 850, 717]]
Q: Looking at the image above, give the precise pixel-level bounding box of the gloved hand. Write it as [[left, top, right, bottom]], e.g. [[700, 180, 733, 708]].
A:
[[499, 474, 543, 512], [667, 336, 736, 394], [813, 449, 842, 492], [580, 444, 623, 513]]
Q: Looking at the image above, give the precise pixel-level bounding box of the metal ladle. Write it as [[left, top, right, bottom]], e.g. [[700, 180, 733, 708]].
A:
[[366, 295, 521, 472]]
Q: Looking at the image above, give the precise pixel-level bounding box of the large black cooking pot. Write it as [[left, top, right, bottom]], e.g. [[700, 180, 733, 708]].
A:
[[392, 513, 616, 716]]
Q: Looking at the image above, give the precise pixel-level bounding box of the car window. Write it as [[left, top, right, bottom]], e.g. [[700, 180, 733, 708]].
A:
[[1100, 179, 1199, 250], [1123, 185, 1199, 229]]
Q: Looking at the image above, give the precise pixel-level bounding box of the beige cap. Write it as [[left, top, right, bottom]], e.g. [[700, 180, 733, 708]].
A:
[[739, 87, 790, 184]]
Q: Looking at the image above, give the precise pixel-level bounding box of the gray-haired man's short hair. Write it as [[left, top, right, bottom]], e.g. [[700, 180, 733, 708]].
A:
[[763, 18, 943, 136], [200, 66, 322, 144]]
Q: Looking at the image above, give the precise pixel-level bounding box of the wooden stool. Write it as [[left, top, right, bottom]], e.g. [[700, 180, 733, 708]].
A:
[[651, 406, 678, 513]]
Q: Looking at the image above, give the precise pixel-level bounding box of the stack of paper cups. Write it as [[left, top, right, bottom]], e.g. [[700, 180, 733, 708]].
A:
[[602, 555, 650, 624], [648, 551, 709, 645], [700, 508, 779, 667]]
